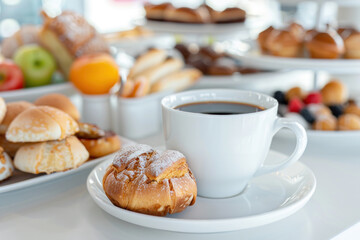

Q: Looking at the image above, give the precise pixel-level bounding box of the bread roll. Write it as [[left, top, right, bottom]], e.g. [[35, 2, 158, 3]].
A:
[[79, 131, 121, 158], [163, 6, 211, 23], [6, 106, 79, 143], [0, 147, 14, 181], [0, 97, 6, 124], [320, 80, 348, 105], [257, 26, 274, 52], [144, 2, 173, 21], [103, 144, 197, 216], [151, 69, 202, 93], [266, 29, 303, 57], [305, 31, 344, 59], [0, 135, 26, 157], [210, 7, 246, 23], [0, 101, 34, 135], [344, 31, 360, 59], [338, 114, 360, 130], [128, 49, 167, 79], [34, 93, 80, 121], [14, 136, 89, 174]]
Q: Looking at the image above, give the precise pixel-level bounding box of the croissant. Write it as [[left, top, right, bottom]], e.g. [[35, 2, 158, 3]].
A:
[[103, 144, 197, 216]]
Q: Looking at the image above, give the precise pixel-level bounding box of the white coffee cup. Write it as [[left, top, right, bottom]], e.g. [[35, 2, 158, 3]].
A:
[[161, 89, 307, 198]]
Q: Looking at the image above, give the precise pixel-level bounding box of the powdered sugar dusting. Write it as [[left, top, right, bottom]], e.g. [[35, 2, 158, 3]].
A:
[[112, 144, 154, 169], [148, 150, 185, 178]]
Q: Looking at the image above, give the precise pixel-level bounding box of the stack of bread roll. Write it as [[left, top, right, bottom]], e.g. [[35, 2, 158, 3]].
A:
[[120, 48, 202, 98]]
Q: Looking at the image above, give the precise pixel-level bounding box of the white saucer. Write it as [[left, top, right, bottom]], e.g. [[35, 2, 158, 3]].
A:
[[87, 150, 316, 233]]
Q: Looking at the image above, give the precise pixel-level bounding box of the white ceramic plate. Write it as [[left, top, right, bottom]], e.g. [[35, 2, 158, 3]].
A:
[[87, 150, 316, 233], [137, 17, 265, 36], [0, 137, 134, 194], [0, 82, 74, 102], [226, 41, 360, 74]]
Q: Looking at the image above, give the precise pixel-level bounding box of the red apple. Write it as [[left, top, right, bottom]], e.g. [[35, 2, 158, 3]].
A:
[[0, 61, 25, 91]]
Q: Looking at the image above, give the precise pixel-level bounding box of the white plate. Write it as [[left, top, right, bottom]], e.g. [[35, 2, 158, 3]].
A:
[[226, 41, 360, 74], [87, 150, 316, 233], [0, 137, 134, 194], [137, 17, 265, 36], [0, 82, 74, 102]]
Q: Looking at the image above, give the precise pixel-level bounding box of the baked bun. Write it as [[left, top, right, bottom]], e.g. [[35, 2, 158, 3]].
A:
[[305, 31, 344, 59], [288, 22, 305, 41], [266, 29, 303, 57], [77, 123, 121, 158], [150, 69, 202, 93], [0, 135, 26, 157], [312, 115, 337, 131], [210, 7, 246, 23], [338, 114, 360, 130], [128, 49, 167, 79], [1, 25, 40, 58], [344, 102, 360, 117], [257, 26, 274, 52], [144, 2, 173, 21], [0, 97, 6, 124], [286, 86, 305, 101], [0, 101, 34, 135], [344, 31, 360, 59], [14, 136, 89, 174], [6, 106, 79, 143], [164, 6, 211, 23], [103, 144, 197, 216], [34, 93, 80, 121], [320, 80, 348, 105], [0, 147, 14, 181], [40, 11, 109, 75]]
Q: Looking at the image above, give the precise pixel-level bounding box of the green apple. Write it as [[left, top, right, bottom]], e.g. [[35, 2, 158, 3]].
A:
[[14, 45, 56, 87]]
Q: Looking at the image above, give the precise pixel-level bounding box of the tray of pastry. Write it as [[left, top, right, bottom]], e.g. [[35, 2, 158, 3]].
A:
[[226, 23, 360, 73], [139, 2, 264, 35], [273, 80, 360, 146], [0, 94, 129, 194]]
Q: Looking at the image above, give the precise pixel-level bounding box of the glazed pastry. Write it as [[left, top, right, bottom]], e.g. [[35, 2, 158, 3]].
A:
[[1, 25, 40, 58], [305, 30, 344, 59], [320, 80, 348, 105], [286, 87, 305, 101], [76, 123, 121, 158], [0, 147, 14, 181], [0, 97, 5, 124], [40, 11, 109, 75], [207, 58, 237, 76], [210, 7, 246, 23], [257, 26, 274, 52], [266, 29, 303, 57], [0, 101, 34, 135], [312, 114, 337, 131], [343, 31, 360, 59], [6, 106, 79, 142], [163, 6, 211, 23], [144, 2, 173, 21], [34, 93, 80, 121], [14, 136, 89, 174], [128, 49, 167, 79], [150, 68, 202, 93], [338, 114, 360, 130], [103, 144, 197, 216]]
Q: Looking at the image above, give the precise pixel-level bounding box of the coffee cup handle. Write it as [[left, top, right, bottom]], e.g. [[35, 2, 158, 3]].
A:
[[254, 117, 307, 177]]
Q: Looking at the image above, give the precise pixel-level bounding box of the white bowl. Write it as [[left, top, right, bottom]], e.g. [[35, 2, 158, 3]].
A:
[[116, 91, 173, 139]]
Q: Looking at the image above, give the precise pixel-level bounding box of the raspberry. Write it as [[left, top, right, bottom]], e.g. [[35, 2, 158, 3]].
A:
[[304, 92, 322, 105], [288, 98, 304, 113]]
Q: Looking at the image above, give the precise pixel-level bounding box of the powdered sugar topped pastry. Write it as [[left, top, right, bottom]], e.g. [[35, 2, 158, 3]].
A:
[[0, 147, 14, 181], [103, 144, 197, 216]]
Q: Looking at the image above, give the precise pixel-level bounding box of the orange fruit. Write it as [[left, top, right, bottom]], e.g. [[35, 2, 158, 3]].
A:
[[69, 53, 119, 94]]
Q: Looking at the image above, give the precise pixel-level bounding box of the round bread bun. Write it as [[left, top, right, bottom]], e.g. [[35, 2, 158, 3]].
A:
[[265, 29, 303, 57], [320, 80, 348, 105], [338, 114, 360, 130], [0, 101, 34, 135], [103, 144, 197, 216], [312, 114, 337, 131], [14, 136, 89, 174], [79, 131, 121, 158], [0, 147, 14, 181], [34, 93, 80, 121], [6, 106, 79, 143], [0, 97, 6, 124], [344, 31, 360, 59], [0, 135, 26, 157], [305, 30, 344, 59]]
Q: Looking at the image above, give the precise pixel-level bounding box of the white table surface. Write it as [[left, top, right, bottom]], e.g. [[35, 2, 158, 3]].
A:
[[1, 132, 359, 240]]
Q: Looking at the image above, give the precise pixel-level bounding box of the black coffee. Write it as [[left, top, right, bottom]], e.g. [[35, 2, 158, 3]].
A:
[[175, 101, 264, 115]]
